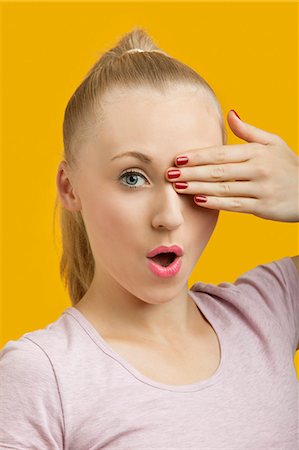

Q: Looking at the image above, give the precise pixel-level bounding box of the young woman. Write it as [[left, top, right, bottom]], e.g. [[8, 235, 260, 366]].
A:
[[0, 27, 298, 449]]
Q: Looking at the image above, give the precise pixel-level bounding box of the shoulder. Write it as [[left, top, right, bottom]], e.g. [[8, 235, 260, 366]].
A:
[[0, 337, 65, 447], [0, 336, 63, 419], [0, 336, 56, 384], [235, 256, 299, 352], [190, 257, 299, 352], [0, 309, 75, 379]]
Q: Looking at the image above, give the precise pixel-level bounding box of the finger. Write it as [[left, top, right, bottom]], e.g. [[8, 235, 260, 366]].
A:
[[227, 109, 284, 145], [167, 161, 256, 183], [174, 143, 256, 167], [173, 180, 259, 198], [193, 195, 258, 215]]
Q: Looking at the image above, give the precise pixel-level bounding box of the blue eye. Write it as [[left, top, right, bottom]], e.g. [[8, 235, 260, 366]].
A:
[[119, 170, 149, 189]]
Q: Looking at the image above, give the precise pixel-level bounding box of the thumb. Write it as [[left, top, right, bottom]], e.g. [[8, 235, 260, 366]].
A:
[[227, 109, 280, 145]]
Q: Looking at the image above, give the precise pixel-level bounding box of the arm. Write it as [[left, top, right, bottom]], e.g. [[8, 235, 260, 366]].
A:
[[290, 255, 299, 350], [290, 255, 299, 276]]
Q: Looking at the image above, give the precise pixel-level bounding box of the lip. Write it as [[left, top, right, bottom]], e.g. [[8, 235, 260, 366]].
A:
[[147, 256, 182, 278], [146, 245, 184, 258]]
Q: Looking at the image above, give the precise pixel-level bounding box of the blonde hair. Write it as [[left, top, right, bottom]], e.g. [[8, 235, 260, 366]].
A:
[[53, 27, 227, 306]]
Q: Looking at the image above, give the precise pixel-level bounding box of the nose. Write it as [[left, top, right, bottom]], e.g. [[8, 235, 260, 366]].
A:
[[151, 183, 184, 230]]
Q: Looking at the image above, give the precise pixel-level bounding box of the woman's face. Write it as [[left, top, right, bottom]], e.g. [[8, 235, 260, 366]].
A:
[[65, 85, 223, 305]]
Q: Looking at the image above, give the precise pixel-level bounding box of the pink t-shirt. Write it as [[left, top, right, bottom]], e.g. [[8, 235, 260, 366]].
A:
[[0, 256, 298, 449]]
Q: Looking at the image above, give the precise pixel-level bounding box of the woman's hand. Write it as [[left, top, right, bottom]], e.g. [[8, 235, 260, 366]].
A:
[[166, 110, 299, 223]]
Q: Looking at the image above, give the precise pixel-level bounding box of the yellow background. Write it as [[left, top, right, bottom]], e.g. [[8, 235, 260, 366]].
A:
[[0, 2, 298, 378]]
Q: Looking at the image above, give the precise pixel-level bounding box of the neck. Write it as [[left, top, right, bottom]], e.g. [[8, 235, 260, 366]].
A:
[[74, 281, 205, 345]]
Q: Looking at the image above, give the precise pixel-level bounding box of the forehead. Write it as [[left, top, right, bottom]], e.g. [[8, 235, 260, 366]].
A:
[[100, 84, 218, 124], [90, 86, 222, 164]]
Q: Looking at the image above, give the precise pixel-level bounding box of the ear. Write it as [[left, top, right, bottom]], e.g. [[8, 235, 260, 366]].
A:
[[56, 160, 82, 212]]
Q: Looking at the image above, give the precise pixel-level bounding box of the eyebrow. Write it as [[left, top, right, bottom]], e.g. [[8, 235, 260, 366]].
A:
[[110, 151, 153, 164]]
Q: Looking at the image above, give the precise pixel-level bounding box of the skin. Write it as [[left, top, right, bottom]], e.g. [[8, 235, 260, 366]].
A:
[[56, 84, 224, 346], [169, 110, 299, 223]]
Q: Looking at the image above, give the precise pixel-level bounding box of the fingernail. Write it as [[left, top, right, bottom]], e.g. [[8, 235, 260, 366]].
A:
[[176, 156, 189, 166], [174, 182, 188, 189], [231, 109, 241, 120], [167, 169, 181, 179], [194, 195, 207, 203]]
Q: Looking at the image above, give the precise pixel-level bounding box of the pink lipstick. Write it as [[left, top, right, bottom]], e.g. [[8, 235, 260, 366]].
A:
[[146, 245, 183, 278]]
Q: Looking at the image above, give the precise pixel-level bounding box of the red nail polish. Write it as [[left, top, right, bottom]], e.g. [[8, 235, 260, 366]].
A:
[[174, 182, 188, 189], [231, 109, 241, 120], [167, 170, 181, 179], [194, 195, 207, 203], [176, 156, 189, 166]]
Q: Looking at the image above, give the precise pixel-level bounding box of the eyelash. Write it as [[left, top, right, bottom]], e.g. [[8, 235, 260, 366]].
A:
[[119, 169, 149, 189]]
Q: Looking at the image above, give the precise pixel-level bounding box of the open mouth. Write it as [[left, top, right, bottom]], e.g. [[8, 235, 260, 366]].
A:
[[149, 252, 177, 267]]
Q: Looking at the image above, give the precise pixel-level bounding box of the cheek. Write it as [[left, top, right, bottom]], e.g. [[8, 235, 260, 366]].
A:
[[83, 192, 145, 247], [202, 209, 219, 235], [188, 208, 219, 245]]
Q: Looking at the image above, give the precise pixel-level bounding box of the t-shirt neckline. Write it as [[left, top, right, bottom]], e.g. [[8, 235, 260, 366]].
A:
[[64, 288, 227, 392]]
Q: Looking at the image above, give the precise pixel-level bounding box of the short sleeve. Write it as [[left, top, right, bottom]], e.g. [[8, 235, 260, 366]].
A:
[[0, 336, 64, 450], [233, 256, 299, 353]]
